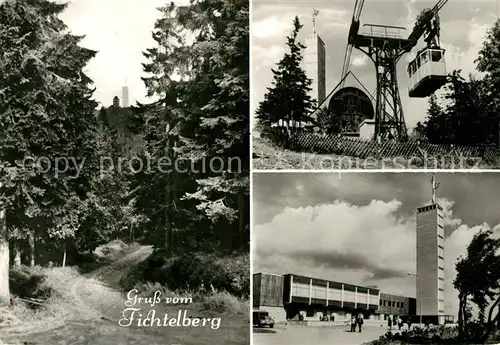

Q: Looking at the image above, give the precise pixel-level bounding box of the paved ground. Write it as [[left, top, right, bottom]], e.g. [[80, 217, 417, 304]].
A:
[[253, 324, 387, 345]]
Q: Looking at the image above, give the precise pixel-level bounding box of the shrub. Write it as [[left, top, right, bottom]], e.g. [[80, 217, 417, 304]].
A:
[[120, 251, 249, 298], [201, 291, 248, 315], [369, 326, 460, 345], [9, 266, 53, 301]]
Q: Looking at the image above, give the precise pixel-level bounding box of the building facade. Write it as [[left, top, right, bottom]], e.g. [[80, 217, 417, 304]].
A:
[[416, 203, 445, 325], [121, 86, 129, 108], [112, 96, 120, 107], [379, 293, 416, 319], [304, 33, 326, 106], [253, 272, 415, 323]]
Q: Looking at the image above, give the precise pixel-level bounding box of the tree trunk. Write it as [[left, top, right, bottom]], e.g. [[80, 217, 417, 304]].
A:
[[164, 138, 176, 255], [0, 199, 10, 306], [62, 244, 67, 268], [28, 231, 35, 267], [462, 296, 469, 335], [171, 141, 177, 252], [164, 177, 172, 255], [13, 241, 21, 266], [458, 294, 465, 338], [480, 295, 500, 343], [238, 193, 245, 250], [165, 184, 172, 255]]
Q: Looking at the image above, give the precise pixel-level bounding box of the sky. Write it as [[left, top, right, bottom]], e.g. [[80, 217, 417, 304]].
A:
[[251, 0, 500, 130], [57, 0, 189, 108], [253, 172, 500, 317]]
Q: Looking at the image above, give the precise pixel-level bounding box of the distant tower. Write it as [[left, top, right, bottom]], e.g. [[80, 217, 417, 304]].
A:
[[113, 96, 120, 107], [416, 174, 445, 325], [122, 80, 129, 108], [304, 9, 326, 106]]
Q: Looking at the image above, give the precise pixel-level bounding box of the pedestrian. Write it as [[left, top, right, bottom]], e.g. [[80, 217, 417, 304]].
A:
[[388, 317, 392, 330], [350, 316, 356, 332], [398, 316, 402, 330], [357, 314, 364, 332]]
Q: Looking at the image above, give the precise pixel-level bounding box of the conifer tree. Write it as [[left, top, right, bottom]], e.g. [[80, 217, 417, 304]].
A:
[[420, 93, 446, 143], [140, 0, 249, 253], [0, 0, 100, 303], [256, 16, 315, 136]]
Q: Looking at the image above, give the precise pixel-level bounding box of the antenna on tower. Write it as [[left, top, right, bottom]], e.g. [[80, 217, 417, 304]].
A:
[[431, 174, 440, 204], [312, 8, 319, 34]]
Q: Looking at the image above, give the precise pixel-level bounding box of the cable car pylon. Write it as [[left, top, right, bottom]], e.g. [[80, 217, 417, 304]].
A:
[[343, 0, 449, 142]]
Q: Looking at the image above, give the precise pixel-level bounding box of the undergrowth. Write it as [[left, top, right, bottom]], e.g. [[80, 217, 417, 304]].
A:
[[119, 251, 249, 316], [7, 265, 82, 325], [120, 251, 250, 299], [6, 249, 249, 326], [367, 325, 500, 345]]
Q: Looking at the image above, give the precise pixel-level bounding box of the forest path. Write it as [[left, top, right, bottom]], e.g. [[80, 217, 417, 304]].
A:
[[0, 246, 249, 345]]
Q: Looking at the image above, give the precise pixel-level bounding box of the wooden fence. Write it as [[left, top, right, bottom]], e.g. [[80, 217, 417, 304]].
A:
[[287, 132, 500, 161]]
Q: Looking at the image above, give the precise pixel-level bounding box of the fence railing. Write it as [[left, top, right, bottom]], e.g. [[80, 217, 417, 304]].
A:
[[287, 132, 500, 161]]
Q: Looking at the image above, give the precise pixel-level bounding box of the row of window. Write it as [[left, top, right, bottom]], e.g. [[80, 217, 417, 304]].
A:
[[379, 299, 405, 309]]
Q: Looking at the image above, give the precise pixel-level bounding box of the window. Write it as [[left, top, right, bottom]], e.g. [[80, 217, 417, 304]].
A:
[[383, 300, 387, 306], [421, 51, 428, 64], [431, 50, 442, 62], [401, 303, 404, 309]]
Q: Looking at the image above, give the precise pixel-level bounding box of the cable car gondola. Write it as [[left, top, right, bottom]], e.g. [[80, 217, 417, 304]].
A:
[[407, 47, 447, 98]]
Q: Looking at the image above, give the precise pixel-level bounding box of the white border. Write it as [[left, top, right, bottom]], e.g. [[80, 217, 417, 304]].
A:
[[252, 169, 493, 173], [249, 0, 254, 342]]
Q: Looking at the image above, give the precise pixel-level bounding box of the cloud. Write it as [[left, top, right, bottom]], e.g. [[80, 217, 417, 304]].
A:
[[437, 198, 463, 228], [254, 197, 497, 317], [441, 18, 490, 77], [351, 54, 368, 68], [252, 16, 292, 40], [252, 45, 284, 71]]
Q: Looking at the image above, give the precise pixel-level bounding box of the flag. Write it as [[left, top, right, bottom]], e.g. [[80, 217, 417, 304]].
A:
[[313, 9, 319, 17]]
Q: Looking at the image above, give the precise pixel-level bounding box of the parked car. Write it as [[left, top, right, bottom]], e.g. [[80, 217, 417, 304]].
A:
[[253, 310, 275, 328]]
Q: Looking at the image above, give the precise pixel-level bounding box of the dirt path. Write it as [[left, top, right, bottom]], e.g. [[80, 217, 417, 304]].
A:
[[0, 246, 249, 345]]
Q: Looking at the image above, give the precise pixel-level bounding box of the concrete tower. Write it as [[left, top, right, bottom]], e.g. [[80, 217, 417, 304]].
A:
[[121, 82, 129, 108], [304, 9, 326, 106], [416, 174, 445, 325]]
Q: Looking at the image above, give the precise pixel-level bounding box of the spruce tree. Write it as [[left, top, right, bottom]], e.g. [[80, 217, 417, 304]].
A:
[[256, 16, 315, 137], [140, 0, 249, 253], [0, 0, 101, 303]]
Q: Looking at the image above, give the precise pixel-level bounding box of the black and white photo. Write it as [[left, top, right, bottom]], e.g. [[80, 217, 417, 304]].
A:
[[252, 172, 500, 344], [0, 0, 250, 344], [252, 0, 500, 169]]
